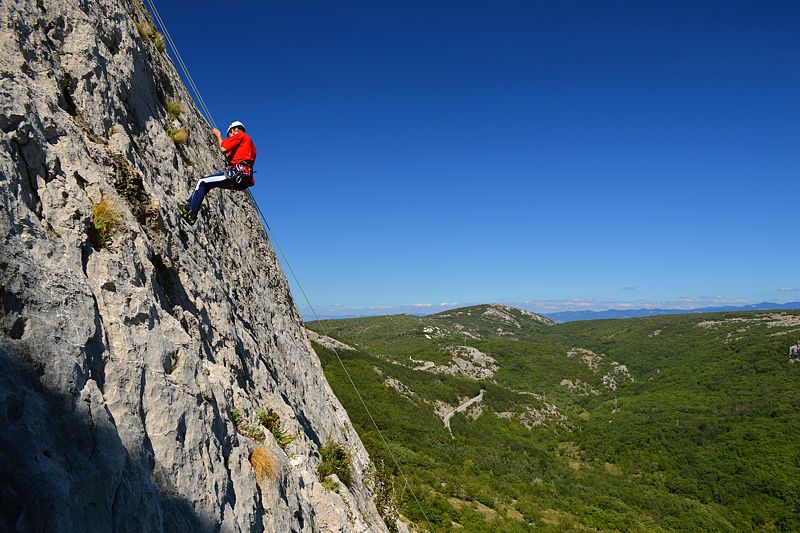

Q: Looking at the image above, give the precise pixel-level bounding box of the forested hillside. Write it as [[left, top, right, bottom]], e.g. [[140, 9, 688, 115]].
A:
[[308, 305, 800, 531]]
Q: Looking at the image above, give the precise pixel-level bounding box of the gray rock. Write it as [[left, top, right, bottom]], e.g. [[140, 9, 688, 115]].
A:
[[0, 0, 388, 530]]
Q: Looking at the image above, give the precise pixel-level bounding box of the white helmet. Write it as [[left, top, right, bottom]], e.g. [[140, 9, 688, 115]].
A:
[[227, 120, 245, 134]]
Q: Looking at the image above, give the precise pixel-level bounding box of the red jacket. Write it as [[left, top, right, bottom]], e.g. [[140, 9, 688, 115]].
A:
[[221, 131, 256, 166]]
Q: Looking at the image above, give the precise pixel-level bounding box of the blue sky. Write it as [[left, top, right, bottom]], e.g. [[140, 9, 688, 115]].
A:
[[151, 1, 800, 317]]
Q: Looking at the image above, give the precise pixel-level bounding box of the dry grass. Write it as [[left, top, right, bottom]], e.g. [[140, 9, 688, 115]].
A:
[[153, 33, 166, 53], [166, 100, 183, 119], [90, 197, 121, 248], [321, 477, 339, 493], [249, 446, 279, 485], [167, 126, 188, 144], [135, 19, 166, 53], [135, 20, 155, 40], [105, 125, 120, 139]]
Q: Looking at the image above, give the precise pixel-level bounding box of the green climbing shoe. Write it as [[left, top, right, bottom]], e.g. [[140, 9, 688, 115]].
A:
[[177, 203, 197, 225]]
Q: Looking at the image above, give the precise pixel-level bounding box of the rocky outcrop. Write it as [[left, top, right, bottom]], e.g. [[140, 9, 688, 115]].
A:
[[481, 304, 555, 328], [601, 364, 633, 390], [0, 0, 386, 531], [438, 345, 498, 379], [565, 347, 635, 390], [559, 379, 599, 396], [789, 343, 800, 364], [305, 328, 357, 353], [408, 346, 498, 379], [429, 303, 555, 340]]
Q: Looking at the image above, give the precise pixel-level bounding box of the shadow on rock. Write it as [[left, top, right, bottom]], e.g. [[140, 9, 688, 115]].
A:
[[0, 344, 216, 532]]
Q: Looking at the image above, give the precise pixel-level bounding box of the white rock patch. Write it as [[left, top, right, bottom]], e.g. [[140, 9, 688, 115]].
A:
[[409, 347, 498, 379], [560, 379, 600, 396], [518, 402, 568, 429], [482, 305, 522, 328], [452, 323, 482, 339], [422, 325, 447, 339], [375, 368, 416, 400], [789, 342, 800, 364], [439, 346, 499, 379], [566, 347, 604, 372], [602, 364, 634, 390], [408, 356, 436, 371], [698, 313, 800, 330]]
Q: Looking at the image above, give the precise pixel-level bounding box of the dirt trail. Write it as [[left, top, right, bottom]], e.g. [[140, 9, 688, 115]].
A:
[[443, 389, 485, 438]]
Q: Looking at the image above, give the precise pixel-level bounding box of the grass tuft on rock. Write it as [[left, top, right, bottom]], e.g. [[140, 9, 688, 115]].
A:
[[135, 19, 155, 40], [258, 407, 297, 450], [89, 197, 121, 248], [165, 124, 188, 144], [153, 33, 166, 53], [134, 18, 166, 53], [166, 99, 183, 120], [250, 446, 279, 485]]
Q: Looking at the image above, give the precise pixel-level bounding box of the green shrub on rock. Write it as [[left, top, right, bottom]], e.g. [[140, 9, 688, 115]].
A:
[[318, 441, 353, 489]]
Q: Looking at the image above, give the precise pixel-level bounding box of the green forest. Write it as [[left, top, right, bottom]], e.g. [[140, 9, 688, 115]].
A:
[[308, 305, 800, 531]]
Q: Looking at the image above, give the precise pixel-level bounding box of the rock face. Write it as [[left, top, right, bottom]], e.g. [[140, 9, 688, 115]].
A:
[[0, 0, 386, 531]]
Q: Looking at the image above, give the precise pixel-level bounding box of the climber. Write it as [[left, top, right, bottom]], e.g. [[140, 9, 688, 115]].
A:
[[178, 120, 256, 225]]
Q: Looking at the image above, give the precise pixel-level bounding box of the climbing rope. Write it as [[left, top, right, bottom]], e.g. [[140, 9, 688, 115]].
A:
[[143, 3, 436, 531], [144, 0, 216, 129]]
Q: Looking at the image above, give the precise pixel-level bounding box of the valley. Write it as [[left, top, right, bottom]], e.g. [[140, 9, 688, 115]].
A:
[[308, 304, 800, 531]]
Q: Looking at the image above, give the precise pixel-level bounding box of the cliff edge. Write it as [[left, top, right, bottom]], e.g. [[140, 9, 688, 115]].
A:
[[0, 0, 388, 530]]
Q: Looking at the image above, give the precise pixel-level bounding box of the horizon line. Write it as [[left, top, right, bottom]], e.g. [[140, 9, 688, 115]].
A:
[[298, 298, 800, 320]]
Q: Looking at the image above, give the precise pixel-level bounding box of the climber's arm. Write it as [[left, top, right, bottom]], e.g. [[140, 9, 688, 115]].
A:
[[212, 128, 228, 154]]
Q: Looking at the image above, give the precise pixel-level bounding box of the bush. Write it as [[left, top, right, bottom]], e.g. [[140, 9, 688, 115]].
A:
[[322, 478, 340, 493], [89, 197, 121, 248], [258, 407, 280, 430], [258, 407, 297, 450], [231, 407, 266, 441], [231, 407, 243, 428], [318, 441, 353, 489], [368, 460, 400, 533]]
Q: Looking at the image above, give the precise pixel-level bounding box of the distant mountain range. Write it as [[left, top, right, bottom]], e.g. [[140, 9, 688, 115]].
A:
[[543, 301, 800, 323], [303, 301, 800, 322]]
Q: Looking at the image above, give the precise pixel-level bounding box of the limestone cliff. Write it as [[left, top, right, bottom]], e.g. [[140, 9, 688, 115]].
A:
[[0, 0, 388, 530]]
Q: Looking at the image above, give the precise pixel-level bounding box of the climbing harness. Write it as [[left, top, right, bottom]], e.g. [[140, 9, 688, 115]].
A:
[[226, 162, 254, 189], [145, 3, 436, 530]]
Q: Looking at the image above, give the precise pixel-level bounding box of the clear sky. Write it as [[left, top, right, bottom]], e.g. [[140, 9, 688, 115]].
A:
[[151, 0, 800, 317]]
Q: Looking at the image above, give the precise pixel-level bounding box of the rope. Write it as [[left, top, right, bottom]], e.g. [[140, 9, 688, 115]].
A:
[[144, 0, 216, 129], [142, 3, 436, 531], [248, 197, 435, 532], [243, 173, 436, 531], [281, 256, 437, 532]]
